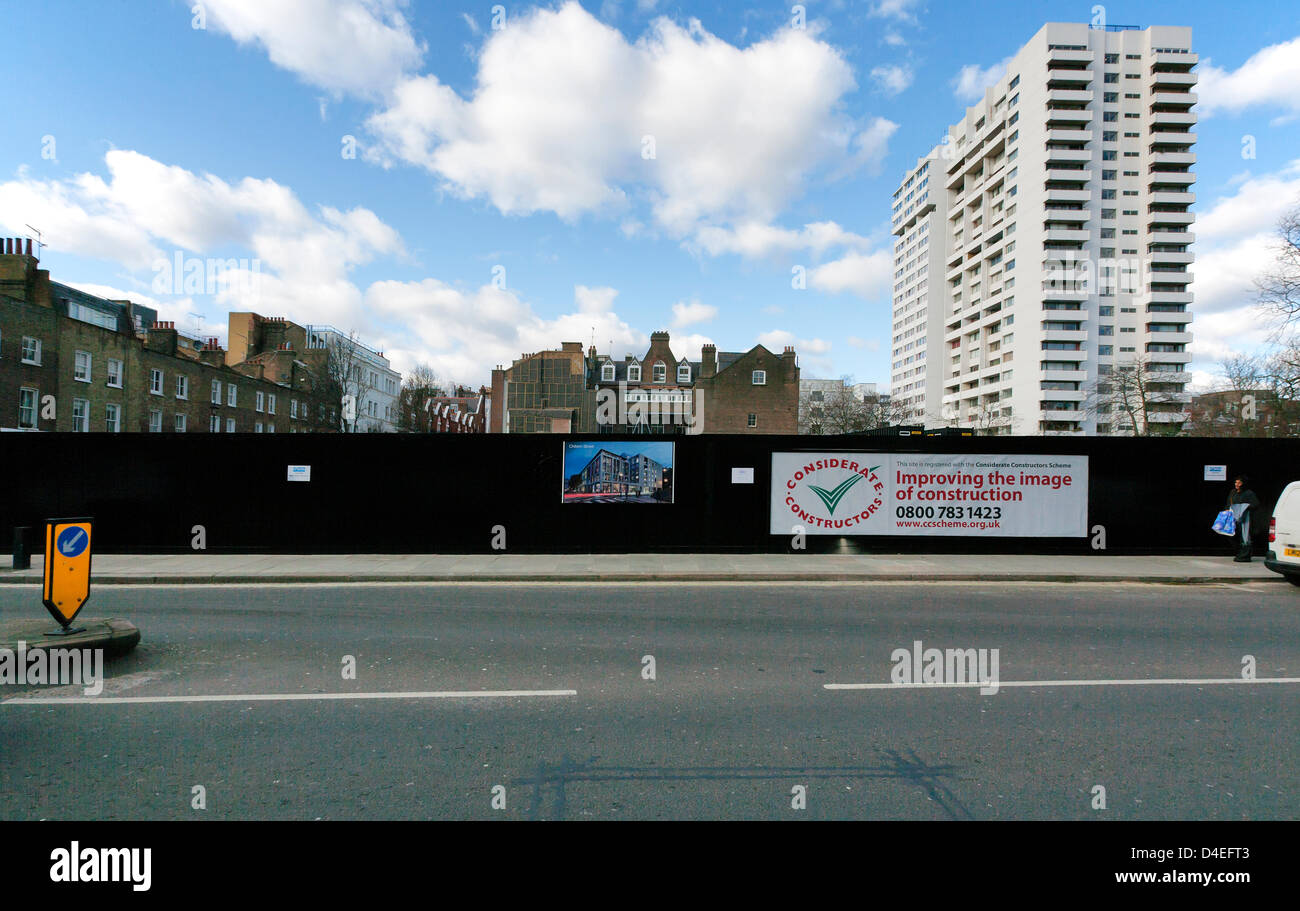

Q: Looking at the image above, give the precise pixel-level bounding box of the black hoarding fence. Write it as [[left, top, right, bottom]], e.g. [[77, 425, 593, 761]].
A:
[[4, 432, 1295, 555]]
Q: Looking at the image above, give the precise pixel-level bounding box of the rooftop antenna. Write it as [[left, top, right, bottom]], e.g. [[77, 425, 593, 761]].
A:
[[24, 225, 44, 258]]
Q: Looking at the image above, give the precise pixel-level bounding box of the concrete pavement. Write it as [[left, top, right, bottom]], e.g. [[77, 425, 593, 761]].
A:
[[0, 552, 1285, 584]]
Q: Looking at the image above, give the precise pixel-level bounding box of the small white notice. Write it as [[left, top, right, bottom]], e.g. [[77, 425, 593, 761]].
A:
[[731, 467, 755, 485], [287, 465, 312, 482], [1204, 464, 1228, 482]]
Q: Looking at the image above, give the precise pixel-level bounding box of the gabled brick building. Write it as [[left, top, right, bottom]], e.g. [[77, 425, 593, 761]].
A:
[[0, 240, 333, 433]]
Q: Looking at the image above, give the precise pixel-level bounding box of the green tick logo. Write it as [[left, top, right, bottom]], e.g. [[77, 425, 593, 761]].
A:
[[807, 467, 878, 515]]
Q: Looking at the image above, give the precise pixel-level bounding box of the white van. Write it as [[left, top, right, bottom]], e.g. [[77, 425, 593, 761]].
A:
[[1265, 481, 1300, 586]]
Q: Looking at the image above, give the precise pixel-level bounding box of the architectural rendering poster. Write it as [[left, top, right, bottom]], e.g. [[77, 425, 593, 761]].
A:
[[563, 441, 675, 503], [770, 453, 1088, 537]]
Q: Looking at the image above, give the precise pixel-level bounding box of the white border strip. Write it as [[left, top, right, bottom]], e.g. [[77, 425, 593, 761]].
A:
[[4, 688, 578, 706], [825, 678, 1300, 691]]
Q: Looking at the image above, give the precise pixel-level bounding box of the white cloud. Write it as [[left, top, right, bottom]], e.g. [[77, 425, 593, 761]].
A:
[[869, 0, 923, 22], [808, 249, 894, 299], [691, 220, 871, 259], [461, 12, 481, 36], [757, 329, 829, 355], [870, 63, 913, 96], [364, 2, 889, 232], [846, 336, 880, 351], [671, 298, 717, 327], [1183, 161, 1300, 372], [0, 150, 402, 330], [201, 0, 424, 97], [1199, 37, 1300, 118], [883, 31, 906, 47], [365, 280, 646, 380], [952, 57, 1010, 102]]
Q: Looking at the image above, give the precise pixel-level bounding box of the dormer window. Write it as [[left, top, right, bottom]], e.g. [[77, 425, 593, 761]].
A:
[[677, 364, 691, 383], [653, 362, 666, 383], [628, 364, 641, 383], [601, 363, 615, 382]]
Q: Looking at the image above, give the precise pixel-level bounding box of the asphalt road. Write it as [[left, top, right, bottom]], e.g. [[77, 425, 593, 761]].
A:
[[1, 581, 1296, 820]]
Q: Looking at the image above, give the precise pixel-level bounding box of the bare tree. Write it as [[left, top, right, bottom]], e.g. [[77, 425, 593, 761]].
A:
[[1084, 356, 1187, 436], [800, 379, 910, 434], [1256, 202, 1300, 334], [397, 363, 446, 432], [317, 330, 380, 433]]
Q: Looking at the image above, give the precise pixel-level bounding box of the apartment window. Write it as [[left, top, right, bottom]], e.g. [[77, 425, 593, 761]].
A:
[[1104, 53, 1119, 64], [1103, 92, 1118, 103], [1099, 306, 1115, 316], [74, 350, 92, 382], [1126, 54, 1141, 60], [255, 422, 263, 433], [211, 379, 222, 403], [628, 365, 641, 382], [747, 413, 758, 428], [291, 399, 299, 419], [18, 388, 38, 428], [106, 403, 121, 433], [226, 417, 236, 433], [1123, 151, 1139, 157], [1124, 170, 1139, 177], [601, 364, 614, 382], [1102, 189, 1116, 200], [267, 424, 275, 434], [1124, 113, 1141, 120], [1102, 150, 1117, 161], [1101, 248, 1115, 258], [150, 368, 163, 395], [1009, 75, 1019, 90], [107, 358, 123, 387], [150, 410, 162, 432], [1008, 130, 1019, 144], [1008, 112, 1018, 126], [72, 398, 89, 432], [653, 362, 666, 383], [752, 370, 767, 386], [1103, 131, 1118, 142], [255, 391, 265, 412], [1102, 170, 1117, 181], [1121, 327, 1137, 333], [1124, 92, 1140, 99], [1101, 228, 1116, 238], [227, 384, 237, 407], [1123, 209, 1138, 216], [1009, 93, 1019, 107], [21, 337, 42, 365], [1103, 111, 1118, 122], [268, 394, 276, 415], [175, 414, 187, 433], [175, 375, 189, 399], [1099, 325, 1114, 336], [1104, 72, 1118, 83], [1125, 73, 1140, 80]]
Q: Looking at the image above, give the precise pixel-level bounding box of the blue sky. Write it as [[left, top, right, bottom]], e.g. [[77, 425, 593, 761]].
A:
[[3, 0, 1299, 391]]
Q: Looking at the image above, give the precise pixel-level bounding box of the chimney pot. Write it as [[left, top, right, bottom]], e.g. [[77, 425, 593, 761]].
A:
[[25, 238, 33, 257]]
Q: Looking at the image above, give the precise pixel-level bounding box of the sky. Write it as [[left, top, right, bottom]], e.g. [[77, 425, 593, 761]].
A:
[[3, 0, 1300, 393]]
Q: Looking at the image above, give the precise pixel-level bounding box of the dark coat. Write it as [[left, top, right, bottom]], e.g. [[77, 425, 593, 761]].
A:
[[1227, 488, 1264, 532]]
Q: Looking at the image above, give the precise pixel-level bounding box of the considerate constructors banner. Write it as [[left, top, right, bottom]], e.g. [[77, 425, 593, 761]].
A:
[[769, 452, 1088, 537]]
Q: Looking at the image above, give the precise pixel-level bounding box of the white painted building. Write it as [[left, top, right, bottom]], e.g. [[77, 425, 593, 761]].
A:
[[890, 23, 1196, 434], [305, 326, 402, 432]]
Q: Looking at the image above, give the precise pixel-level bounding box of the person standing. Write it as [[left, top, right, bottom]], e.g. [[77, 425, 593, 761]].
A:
[[1227, 476, 1262, 562]]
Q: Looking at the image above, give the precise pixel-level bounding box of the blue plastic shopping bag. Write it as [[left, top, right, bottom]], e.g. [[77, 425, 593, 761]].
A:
[[1212, 509, 1236, 536]]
